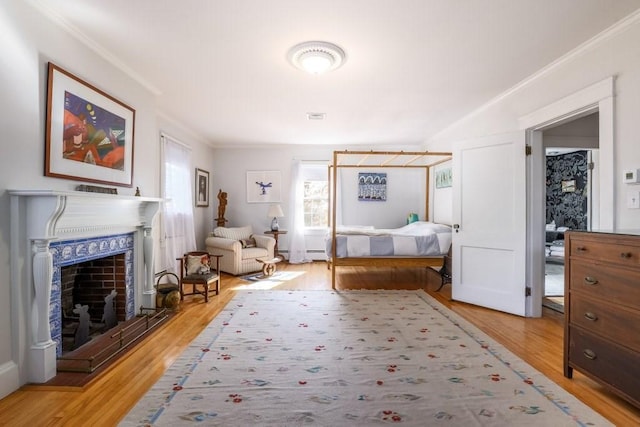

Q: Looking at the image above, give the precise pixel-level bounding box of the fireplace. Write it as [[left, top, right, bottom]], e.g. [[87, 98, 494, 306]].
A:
[[52, 234, 135, 355], [9, 190, 162, 384]]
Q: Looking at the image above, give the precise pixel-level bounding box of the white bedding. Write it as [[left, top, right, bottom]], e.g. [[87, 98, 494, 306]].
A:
[[327, 221, 452, 258]]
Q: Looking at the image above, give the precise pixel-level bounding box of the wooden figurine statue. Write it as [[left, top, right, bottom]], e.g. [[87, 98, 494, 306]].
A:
[[216, 189, 228, 227]]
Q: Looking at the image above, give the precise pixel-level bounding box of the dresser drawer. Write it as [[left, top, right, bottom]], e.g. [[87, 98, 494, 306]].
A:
[[569, 260, 640, 308], [569, 295, 640, 353], [570, 237, 640, 266], [568, 328, 640, 407]]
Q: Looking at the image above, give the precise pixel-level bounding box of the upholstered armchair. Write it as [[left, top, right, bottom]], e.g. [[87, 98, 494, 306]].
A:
[[205, 225, 275, 275]]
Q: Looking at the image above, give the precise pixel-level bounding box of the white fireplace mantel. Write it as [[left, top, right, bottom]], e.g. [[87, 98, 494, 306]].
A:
[[9, 189, 163, 384]]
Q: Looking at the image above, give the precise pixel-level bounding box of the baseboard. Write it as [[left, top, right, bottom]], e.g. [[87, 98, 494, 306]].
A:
[[0, 360, 20, 399], [280, 250, 326, 262]]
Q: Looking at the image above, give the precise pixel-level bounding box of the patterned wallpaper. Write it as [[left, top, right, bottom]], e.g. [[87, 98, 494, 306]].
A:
[[546, 150, 589, 230]]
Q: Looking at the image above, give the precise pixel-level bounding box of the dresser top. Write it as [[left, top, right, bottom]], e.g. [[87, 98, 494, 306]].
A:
[[569, 229, 640, 237]]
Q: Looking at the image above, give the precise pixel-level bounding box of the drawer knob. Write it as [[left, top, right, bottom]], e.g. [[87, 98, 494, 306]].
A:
[[584, 312, 598, 321], [583, 277, 599, 285], [583, 349, 597, 360], [576, 246, 587, 252], [620, 252, 632, 259]]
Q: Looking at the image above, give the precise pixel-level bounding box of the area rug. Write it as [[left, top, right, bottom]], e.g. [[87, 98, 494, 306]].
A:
[[236, 271, 305, 290], [120, 290, 611, 426]]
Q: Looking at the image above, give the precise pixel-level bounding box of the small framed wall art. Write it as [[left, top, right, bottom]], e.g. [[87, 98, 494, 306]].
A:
[[358, 172, 387, 201], [435, 167, 452, 189], [195, 168, 210, 207], [247, 170, 281, 203]]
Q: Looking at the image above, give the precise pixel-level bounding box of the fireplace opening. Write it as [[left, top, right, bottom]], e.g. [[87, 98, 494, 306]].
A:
[[60, 254, 126, 354]]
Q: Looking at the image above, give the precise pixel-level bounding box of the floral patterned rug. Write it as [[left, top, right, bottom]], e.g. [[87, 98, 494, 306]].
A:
[[121, 290, 611, 426]]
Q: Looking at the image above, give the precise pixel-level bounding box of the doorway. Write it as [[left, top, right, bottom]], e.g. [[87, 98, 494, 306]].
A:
[[540, 113, 599, 313], [542, 112, 599, 312], [520, 77, 613, 318]]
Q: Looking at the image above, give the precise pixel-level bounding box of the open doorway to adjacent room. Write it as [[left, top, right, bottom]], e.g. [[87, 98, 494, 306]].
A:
[[541, 113, 599, 313]]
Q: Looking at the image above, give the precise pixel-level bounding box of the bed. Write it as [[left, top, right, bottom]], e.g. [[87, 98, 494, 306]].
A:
[[327, 221, 452, 258], [328, 150, 453, 288]]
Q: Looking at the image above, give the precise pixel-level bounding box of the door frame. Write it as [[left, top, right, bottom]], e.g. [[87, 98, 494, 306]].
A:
[[519, 77, 614, 316]]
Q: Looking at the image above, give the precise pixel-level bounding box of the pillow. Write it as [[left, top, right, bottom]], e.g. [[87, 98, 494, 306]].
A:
[[213, 225, 253, 241], [186, 254, 210, 275], [240, 237, 256, 248], [407, 213, 419, 224]]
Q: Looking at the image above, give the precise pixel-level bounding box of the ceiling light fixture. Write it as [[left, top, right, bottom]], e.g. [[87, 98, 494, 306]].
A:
[[287, 41, 346, 75]]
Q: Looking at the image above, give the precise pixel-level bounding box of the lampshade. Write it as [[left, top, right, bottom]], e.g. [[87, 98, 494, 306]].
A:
[[287, 41, 346, 75], [267, 204, 284, 218]]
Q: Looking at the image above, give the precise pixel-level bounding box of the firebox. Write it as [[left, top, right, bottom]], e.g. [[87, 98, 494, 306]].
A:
[[50, 233, 135, 357]]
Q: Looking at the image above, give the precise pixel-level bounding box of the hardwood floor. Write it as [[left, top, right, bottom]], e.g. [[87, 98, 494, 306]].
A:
[[1, 261, 638, 426]]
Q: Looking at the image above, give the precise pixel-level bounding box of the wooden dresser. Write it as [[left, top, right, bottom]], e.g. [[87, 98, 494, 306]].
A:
[[564, 230, 640, 408]]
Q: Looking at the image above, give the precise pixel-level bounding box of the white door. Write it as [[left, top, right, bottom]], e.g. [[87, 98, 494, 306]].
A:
[[452, 131, 528, 316]]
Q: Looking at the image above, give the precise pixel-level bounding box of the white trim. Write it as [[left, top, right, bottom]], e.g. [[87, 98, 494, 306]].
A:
[[518, 77, 614, 130], [521, 78, 615, 317], [0, 361, 19, 400], [160, 132, 192, 151], [519, 77, 614, 230]]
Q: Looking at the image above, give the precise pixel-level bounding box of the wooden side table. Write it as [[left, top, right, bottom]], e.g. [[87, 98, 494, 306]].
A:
[[264, 230, 287, 260]]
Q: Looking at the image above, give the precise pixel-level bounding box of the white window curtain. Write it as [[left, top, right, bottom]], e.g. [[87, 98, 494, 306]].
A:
[[287, 159, 311, 264], [160, 133, 196, 273]]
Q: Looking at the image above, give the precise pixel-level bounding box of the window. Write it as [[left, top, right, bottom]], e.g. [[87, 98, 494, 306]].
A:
[[301, 163, 329, 228]]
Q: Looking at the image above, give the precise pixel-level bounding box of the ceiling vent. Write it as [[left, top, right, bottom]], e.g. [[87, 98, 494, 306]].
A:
[[307, 113, 326, 120]]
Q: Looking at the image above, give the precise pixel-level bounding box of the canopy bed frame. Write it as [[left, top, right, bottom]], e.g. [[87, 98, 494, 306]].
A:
[[328, 149, 453, 289]]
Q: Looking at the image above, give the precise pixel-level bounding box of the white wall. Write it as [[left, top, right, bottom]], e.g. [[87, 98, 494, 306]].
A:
[[427, 15, 640, 229], [211, 145, 429, 256], [432, 161, 453, 225], [0, 1, 215, 398], [338, 167, 426, 228]]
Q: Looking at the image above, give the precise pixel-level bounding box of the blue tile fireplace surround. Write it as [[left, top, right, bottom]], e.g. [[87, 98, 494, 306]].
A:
[[49, 233, 135, 357]]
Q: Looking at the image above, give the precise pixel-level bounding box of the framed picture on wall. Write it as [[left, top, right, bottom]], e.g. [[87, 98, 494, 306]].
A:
[[562, 179, 576, 193], [45, 62, 135, 187], [247, 170, 281, 203], [195, 168, 210, 207], [435, 167, 452, 189], [358, 172, 387, 201]]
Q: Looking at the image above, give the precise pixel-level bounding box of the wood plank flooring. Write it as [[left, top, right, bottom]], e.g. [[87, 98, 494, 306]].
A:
[[0, 261, 638, 426]]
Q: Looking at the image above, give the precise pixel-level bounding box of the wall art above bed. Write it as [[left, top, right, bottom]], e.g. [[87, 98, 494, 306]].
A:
[[358, 172, 386, 201]]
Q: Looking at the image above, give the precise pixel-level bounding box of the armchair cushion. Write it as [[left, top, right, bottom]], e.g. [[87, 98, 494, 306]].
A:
[[213, 225, 252, 241]]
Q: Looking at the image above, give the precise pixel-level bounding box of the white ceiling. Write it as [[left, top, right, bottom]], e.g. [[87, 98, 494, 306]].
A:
[[30, 0, 640, 148]]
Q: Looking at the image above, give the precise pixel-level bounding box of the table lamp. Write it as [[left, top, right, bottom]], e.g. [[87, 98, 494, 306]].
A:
[[268, 204, 284, 231]]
